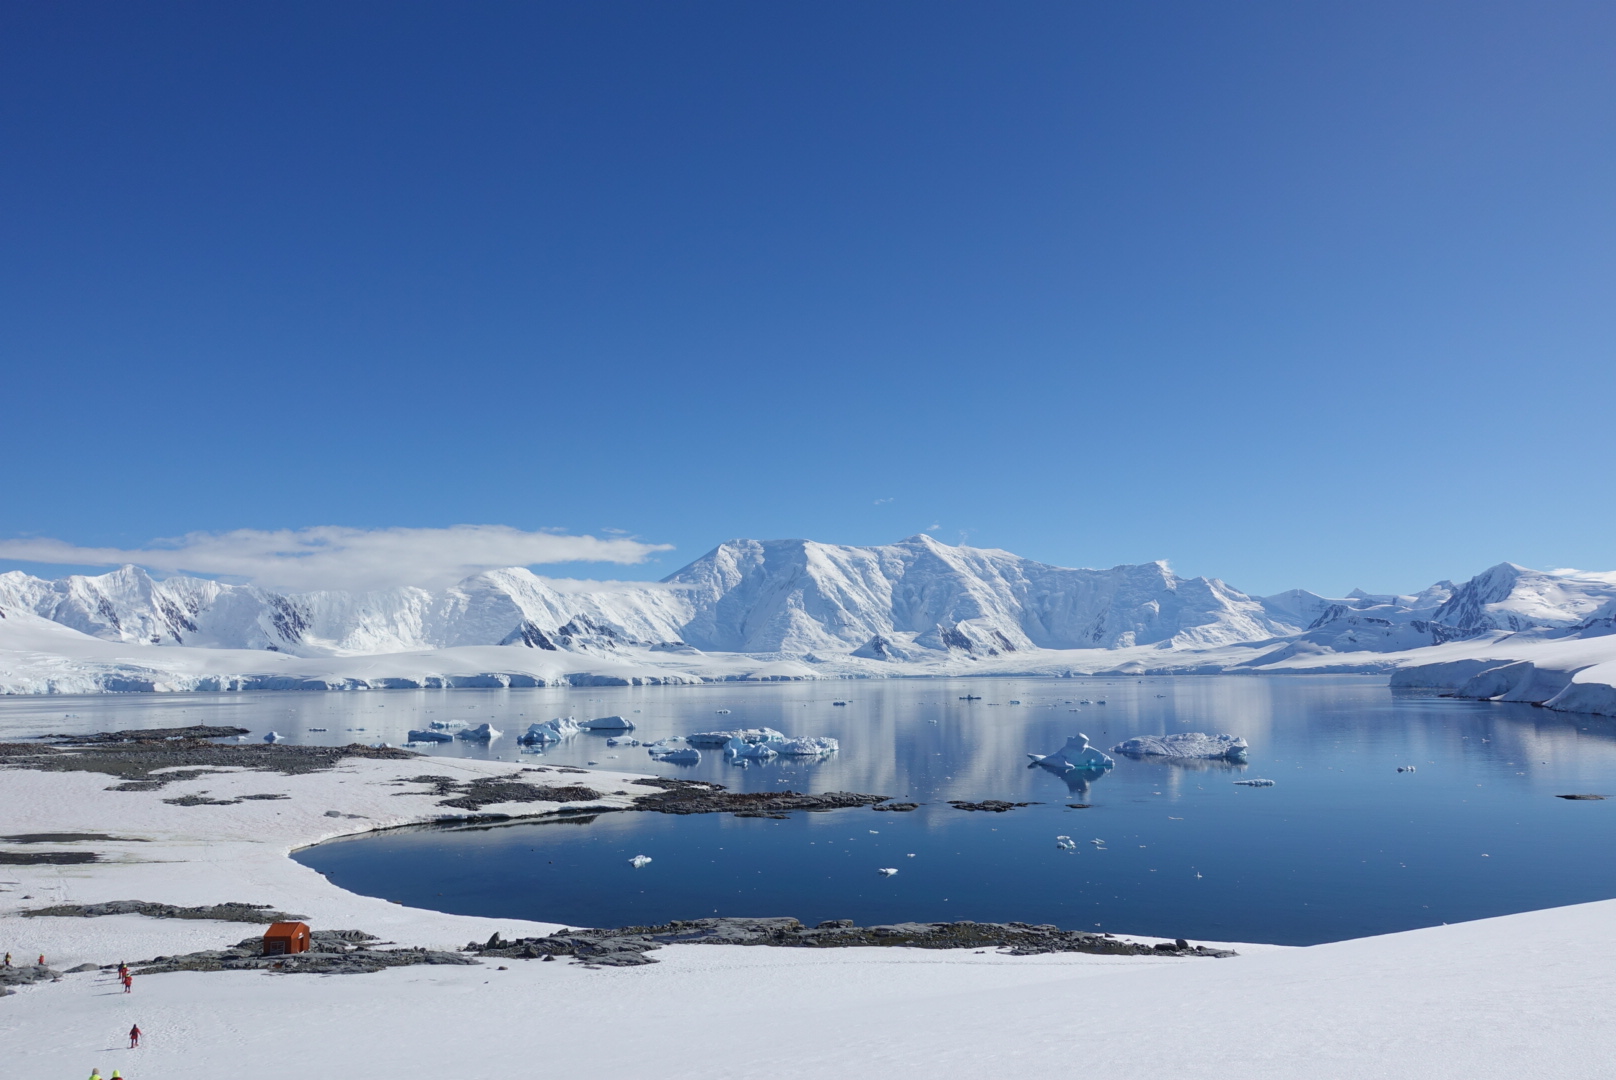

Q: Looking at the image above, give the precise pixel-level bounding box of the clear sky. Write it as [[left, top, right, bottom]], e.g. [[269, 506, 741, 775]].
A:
[[2, 1, 1614, 597]]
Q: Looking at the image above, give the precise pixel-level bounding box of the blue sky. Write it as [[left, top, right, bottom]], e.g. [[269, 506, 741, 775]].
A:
[[2, 1, 1613, 597]]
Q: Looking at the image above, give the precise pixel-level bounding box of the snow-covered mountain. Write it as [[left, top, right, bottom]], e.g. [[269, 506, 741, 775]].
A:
[[0, 565, 691, 657], [4, 541, 1616, 679], [665, 535, 1287, 656]]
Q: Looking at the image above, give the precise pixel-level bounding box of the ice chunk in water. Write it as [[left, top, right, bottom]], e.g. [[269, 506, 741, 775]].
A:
[[581, 715, 634, 731], [1111, 733, 1248, 760], [408, 729, 454, 743], [456, 723, 502, 741], [629, 855, 652, 868], [1027, 734, 1114, 772]]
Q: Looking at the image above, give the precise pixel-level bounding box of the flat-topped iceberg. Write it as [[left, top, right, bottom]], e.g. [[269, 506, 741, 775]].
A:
[[769, 736, 839, 756], [1027, 734, 1114, 772], [651, 747, 701, 765], [1111, 733, 1248, 761], [455, 723, 502, 741], [407, 729, 454, 743], [581, 715, 634, 731], [685, 728, 785, 747]]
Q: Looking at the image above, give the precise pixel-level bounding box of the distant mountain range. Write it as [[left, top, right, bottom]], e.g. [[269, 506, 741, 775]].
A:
[[4, 534, 1615, 665]]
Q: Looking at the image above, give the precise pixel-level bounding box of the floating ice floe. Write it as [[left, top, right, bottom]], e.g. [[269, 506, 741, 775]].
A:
[[1111, 733, 1248, 761], [581, 715, 634, 731], [606, 737, 641, 747], [714, 709, 731, 714], [629, 855, 653, 868], [685, 728, 785, 747], [652, 748, 701, 765], [428, 720, 466, 730], [1028, 734, 1114, 772], [262, 731, 283, 743], [407, 729, 454, 744], [455, 723, 502, 741], [877, 868, 898, 876], [1397, 766, 1417, 773], [1055, 835, 1078, 851], [1233, 778, 1275, 787]]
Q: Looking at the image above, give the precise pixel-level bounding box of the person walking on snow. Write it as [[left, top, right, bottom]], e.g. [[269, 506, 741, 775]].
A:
[[128, 1024, 141, 1048], [87, 1070, 101, 1080], [37, 954, 44, 966], [122, 971, 133, 993]]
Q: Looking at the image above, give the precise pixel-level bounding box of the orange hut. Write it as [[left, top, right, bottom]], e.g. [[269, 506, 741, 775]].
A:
[[262, 921, 311, 956]]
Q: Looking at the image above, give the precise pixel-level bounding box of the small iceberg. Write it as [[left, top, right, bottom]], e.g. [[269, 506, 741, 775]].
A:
[[1233, 778, 1275, 787], [581, 715, 634, 731], [723, 736, 778, 760], [1111, 733, 1248, 761], [685, 728, 785, 748], [1027, 734, 1114, 772], [629, 855, 653, 868], [407, 729, 454, 744], [1055, 835, 1078, 851], [263, 731, 283, 743], [877, 868, 898, 876], [771, 736, 839, 756], [652, 748, 701, 765], [456, 723, 502, 741], [606, 736, 641, 747], [428, 720, 466, 730], [519, 718, 578, 745]]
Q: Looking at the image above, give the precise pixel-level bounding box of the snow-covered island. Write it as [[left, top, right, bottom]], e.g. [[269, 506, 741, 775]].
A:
[[4, 536, 1616, 720]]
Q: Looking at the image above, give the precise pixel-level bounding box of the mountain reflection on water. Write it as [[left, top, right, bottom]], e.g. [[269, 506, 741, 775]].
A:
[[7, 675, 1616, 945]]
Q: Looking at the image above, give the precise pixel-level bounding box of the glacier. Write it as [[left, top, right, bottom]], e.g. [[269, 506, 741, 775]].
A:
[[5, 537, 1616, 710]]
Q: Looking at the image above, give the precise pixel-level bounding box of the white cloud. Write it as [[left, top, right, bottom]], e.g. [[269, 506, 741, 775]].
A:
[[0, 525, 674, 592], [873, 497, 895, 506]]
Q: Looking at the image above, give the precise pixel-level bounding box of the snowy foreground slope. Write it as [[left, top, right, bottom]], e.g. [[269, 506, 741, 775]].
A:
[[2, 755, 1614, 1080], [6, 538, 1616, 714]]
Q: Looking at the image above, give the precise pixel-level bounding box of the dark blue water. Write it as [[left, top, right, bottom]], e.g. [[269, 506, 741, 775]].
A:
[[273, 676, 1616, 944], [10, 676, 1608, 945]]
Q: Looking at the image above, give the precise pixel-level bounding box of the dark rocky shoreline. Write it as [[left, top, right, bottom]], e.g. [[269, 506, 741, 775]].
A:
[[472, 917, 1236, 967]]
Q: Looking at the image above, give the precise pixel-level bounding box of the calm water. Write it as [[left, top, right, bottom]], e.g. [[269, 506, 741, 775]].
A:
[[8, 677, 1616, 945]]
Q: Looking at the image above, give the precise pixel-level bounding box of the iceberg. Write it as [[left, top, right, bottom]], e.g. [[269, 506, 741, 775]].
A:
[[685, 728, 785, 747], [606, 736, 641, 747], [769, 736, 839, 756], [877, 867, 898, 876], [581, 715, 634, 731], [518, 718, 580, 745], [629, 855, 653, 868], [1234, 778, 1275, 787], [1110, 733, 1248, 761], [651, 748, 701, 765], [428, 720, 466, 730], [1055, 835, 1077, 851], [455, 723, 502, 741], [723, 736, 778, 760], [262, 731, 283, 743], [407, 729, 454, 743], [1027, 734, 1114, 772]]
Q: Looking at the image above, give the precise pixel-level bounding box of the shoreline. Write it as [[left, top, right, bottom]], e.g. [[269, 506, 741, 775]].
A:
[[5, 733, 1616, 1078]]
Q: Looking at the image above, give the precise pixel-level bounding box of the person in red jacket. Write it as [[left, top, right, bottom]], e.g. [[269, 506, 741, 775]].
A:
[[128, 1024, 141, 1048], [122, 972, 132, 993]]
